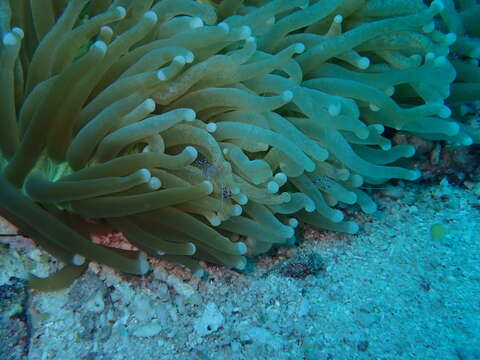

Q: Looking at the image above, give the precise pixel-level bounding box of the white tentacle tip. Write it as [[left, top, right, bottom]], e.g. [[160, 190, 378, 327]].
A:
[[186, 243, 196, 256], [156, 70, 167, 80], [439, 105, 451, 118], [267, 181, 279, 194], [462, 136, 473, 146], [190, 17, 203, 29], [328, 103, 341, 116], [206, 123, 217, 133], [357, 57, 370, 69], [143, 98, 156, 112], [232, 205, 242, 216], [240, 26, 252, 39], [294, 43, 305, 54], [422, 21, 435, 33], [235, 242, 247, 255], [288, 218, 299, 228], [409, 169, 422, 181], [209, 215, 221, 226], [185, 52, 194, 63], [371, 124, 385, 133], [173, 55, 186, 65], [185, 146, 198, 159], [431, 0, 444, 12], [235, 193, 248, 205], [138, 168, 152, 182], [385, 86, 395, 96], [92, 40, 108, 53], [281, 90, 293, 102], [2, 32, 17, 46], [274, 172, 287, 185], [403, 145, 416, 158], [12, 27, 24, 39], [305, 199, 315, 212], [202, 180, 214, 194], [115, 6, 127, 19], [218, 22, 229, 33], [72, 254, 86, 266], [148, 177, 161, 190], [331, 210, 344, 223], [425, 51, 436, 62], [347, 222, 360, 234], [144, 10, 158, 23], [434, 55, 447, 67], [184, 109, 196, 122], [273, 172, 288, 186], [100, 25, 113, 38], [445, 33, 457, 45]]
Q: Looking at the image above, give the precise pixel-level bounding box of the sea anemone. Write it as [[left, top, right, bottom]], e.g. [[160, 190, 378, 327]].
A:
[[0, 0, 476, 289]]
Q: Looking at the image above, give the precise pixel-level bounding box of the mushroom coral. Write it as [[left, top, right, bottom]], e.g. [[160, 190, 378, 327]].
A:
[[0, 0, 476, 289]]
